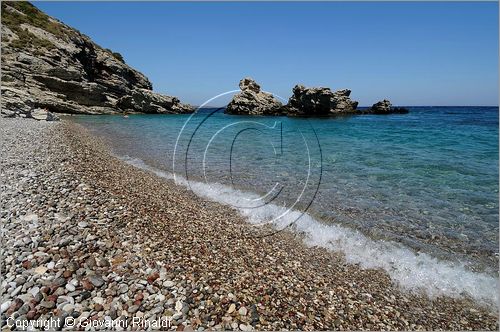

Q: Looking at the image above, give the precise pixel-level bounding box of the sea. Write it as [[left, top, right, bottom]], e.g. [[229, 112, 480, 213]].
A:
[[71, 106, 499, 307]]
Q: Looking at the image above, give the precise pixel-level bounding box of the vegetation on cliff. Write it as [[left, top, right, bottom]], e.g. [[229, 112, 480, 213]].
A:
[[1, 1, 193, 118]]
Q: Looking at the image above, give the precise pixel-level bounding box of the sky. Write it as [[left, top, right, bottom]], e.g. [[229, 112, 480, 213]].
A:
[[36, 2, 498, 107]]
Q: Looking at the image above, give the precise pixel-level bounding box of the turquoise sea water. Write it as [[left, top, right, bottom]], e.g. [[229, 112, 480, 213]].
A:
[[72, 106, 499, 306]]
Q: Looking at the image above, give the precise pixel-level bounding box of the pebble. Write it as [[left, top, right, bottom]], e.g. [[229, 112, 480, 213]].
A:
[[79, 311, 91, 320], [11, 285, 22, 297], [22, 214, 38, 222], [118, 284, 129, 294], [240, 324, 251, 331], [128, 305, 140, 313], [52, 277, 66, 287], [80, 291, 91, 300], [26, 310, 37, 320], [238, 306, 247, 316], [40, 300, 56, 309], [18, 304, 30, 315], [81, 280, 94, 290], [62, 303, 75, 312], [1, 301, 12, 313], [93, 297, 105, 305], [33, 266, 48, 275], [0, 117, 495, 332], [28, 287, 40, 296], [15, 276, 26, 285], [175, 300, 183, 313], [88, 275, 104, 287]]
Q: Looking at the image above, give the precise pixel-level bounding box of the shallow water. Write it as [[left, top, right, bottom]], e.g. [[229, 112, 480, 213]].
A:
[[71, 106, 499, 306]]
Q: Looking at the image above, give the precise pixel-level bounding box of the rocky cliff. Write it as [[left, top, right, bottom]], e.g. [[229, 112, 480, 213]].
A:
[[1, 2, 193, 119]]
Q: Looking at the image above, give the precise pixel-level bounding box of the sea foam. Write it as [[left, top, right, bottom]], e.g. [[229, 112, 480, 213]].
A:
[[120, 155, 498, 309]]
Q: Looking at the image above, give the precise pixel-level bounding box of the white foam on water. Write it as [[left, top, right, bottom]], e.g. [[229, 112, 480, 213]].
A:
[[120, 155, 499, 309]]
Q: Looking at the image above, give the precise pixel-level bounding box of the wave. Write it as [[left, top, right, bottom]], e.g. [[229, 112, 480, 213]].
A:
[[119, 155, 498, 308]]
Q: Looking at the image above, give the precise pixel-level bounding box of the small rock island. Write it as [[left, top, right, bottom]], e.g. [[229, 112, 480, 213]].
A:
[[225, 78, 283, 115], [225, 78, 408, 117]]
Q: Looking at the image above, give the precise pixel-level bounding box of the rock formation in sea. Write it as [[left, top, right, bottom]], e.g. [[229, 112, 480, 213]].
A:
[[368, 99, 409, 114], [225, 79, 359, 117], [225, 78, 410, 117], [285, 85, 359, 116], [224, 79, 360, 117], [224, 78, 284, 115], [1, 2, 193, 120]]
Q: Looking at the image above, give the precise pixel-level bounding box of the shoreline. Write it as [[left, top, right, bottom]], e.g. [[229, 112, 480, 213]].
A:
[[1, 117, 498, 330], [75, 109, 498, 274], [116, 151, 499, 305]]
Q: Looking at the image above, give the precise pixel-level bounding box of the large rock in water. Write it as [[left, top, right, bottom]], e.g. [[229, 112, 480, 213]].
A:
[[224, 79, 408, 118], [369, 99, 409, 114], [1, 2, 193, 118], [286, 85, 359, 116], [225, 78, 284, 115]]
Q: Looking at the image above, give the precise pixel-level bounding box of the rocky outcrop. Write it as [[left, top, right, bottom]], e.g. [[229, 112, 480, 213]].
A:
[[286, 85, 359, 116], [225, 79, 409, 117], [30, 108, 60, 121], [116, 88, 192, 114], [368, 99, 409, 114], [1, 2, 193, 119], [225, 79, 360, 117], [225, 78, 284, 115]]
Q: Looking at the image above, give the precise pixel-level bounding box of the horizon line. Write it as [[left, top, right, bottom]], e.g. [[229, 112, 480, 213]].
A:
[[194, 105, 500, 108]]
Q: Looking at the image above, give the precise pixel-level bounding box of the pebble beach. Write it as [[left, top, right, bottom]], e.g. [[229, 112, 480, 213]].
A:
[[1, 117, 498, 331]]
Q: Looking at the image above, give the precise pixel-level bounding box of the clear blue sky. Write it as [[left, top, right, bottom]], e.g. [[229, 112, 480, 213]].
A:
[[36, 2, 498, 106]]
